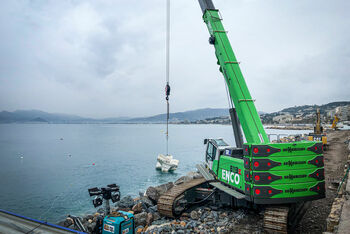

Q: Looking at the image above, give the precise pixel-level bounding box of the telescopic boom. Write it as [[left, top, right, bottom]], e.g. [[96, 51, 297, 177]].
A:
[[198, 0, 269, 144]]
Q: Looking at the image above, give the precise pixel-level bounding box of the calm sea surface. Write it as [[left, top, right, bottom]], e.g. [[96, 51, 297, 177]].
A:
[[0, 124, 309, 223]]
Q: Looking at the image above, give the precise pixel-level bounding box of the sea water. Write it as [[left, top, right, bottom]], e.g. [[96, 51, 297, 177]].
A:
[[0, 124, 309, 223]]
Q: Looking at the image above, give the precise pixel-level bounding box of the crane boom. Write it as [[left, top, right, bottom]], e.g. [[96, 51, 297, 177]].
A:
[[198, 0, 268, 144]]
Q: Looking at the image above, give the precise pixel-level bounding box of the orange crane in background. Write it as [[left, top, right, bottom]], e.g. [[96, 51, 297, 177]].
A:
[[332, 114, 339, 130]]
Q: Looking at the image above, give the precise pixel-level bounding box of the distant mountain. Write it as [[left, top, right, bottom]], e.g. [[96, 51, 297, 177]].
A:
[[127, 108, 230, 123], [0, 110, 93, 123], [0, 108, 234, 124], [4, 102, 346, 125]]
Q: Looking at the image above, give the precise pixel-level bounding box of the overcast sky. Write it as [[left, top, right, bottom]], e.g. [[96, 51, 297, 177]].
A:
[[0, 0, 349, 118]]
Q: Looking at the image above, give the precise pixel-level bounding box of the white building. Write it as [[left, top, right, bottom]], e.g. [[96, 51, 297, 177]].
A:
[[273, 114, 294, 123]]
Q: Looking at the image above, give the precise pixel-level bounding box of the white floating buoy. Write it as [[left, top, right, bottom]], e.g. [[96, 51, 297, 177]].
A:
[[156, 154, 179, 172]]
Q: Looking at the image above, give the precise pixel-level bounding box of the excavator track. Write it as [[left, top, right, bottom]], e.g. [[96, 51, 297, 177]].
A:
[[158, 178, 207, 218]]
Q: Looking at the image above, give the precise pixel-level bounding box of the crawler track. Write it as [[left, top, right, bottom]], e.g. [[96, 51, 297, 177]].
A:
[[264, 206, 289, 233], [158, 178, 207, 218], [264, 202, 311, 233]]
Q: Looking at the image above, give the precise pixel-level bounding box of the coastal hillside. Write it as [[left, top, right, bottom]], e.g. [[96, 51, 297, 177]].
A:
[[1, 102, 349, 124], [260, 101, 350, 124], [176, 101, 350, 125]]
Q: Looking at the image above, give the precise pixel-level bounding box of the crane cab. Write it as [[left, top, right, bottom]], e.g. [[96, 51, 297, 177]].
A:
[[204, 138, 228, 169], [204, 138, 245, 192]]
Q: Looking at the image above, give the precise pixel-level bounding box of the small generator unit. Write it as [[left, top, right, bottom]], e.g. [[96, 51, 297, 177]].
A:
[[102, 211, 134, 234]]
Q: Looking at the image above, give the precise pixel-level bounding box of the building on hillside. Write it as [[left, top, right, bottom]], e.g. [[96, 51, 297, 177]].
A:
[[272, 114, 293, 124], [327, 109, 336, 119], [336, 105, 350, 121]]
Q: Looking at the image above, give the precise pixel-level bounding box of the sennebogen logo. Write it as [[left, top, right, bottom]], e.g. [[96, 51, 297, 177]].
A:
[[284, 174, 307, 180], [285, 188, 307, 194], [283, 160, 306, 166], [283, 147, 305, 153]]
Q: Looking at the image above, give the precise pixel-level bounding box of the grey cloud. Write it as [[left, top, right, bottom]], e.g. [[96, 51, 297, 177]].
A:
[[0, 0, 349, 118]]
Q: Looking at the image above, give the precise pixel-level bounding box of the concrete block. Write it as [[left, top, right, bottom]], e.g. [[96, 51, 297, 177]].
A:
[[337, 199, 350, 234], [327, 197, 345, 232]]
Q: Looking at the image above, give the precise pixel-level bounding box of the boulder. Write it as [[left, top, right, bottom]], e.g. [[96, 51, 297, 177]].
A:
[[135, 226, 144, 233], [134, 212, 148, 227], [116, 195, 135, 208], [190, 210, 199, 220], [146, 222, 172, 233], [146, 182, 174, 203], [116, 207, 131, 212], [63, 217, 73, 227], [132, 202, 143, 214], [146, 213, 153, 226], [152, 218, 168, 226], [153, 212, 161, 221], [140, 196, 154, 208], [87, 223, 95, 233], [83, 214, 94, 222], [147, 205, 158, 213]]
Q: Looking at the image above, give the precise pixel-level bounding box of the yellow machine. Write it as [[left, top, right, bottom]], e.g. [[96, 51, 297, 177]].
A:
[[308, 108, 327, 149], [331, 114, 339, 130]]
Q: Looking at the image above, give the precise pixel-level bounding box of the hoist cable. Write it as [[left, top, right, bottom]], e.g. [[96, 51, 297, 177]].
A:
[[165, 0, 170, 156]]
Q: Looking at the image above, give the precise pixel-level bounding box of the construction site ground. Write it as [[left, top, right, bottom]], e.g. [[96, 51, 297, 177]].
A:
[[295, 130, 350, 233], [227, 130, 350, 234], [220, 130, 350, 234]]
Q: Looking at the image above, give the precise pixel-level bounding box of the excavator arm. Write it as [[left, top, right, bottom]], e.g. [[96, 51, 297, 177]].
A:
[[198, 0, 268, 144]]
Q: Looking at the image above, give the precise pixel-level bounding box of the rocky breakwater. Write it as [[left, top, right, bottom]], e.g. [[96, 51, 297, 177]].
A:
[[58, 171, 263, 233]]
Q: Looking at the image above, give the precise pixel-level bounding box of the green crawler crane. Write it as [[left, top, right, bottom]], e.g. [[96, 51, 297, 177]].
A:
[[158, 1, 325, 232], [198, 0, 325, 230]]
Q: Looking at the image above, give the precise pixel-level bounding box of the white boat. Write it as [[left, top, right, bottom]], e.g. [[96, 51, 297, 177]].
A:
[[156, 154, 179, 172]]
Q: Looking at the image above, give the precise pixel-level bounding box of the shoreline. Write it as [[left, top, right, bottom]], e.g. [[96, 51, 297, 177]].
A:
[[57, 130, 350, 234], [58, 171, 263, 233]]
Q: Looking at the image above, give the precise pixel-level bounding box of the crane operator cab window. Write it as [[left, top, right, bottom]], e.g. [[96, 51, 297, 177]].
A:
[[206, 141, 217, 163], [205, 138, 229, 169], [204, 139, 228, 169]]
